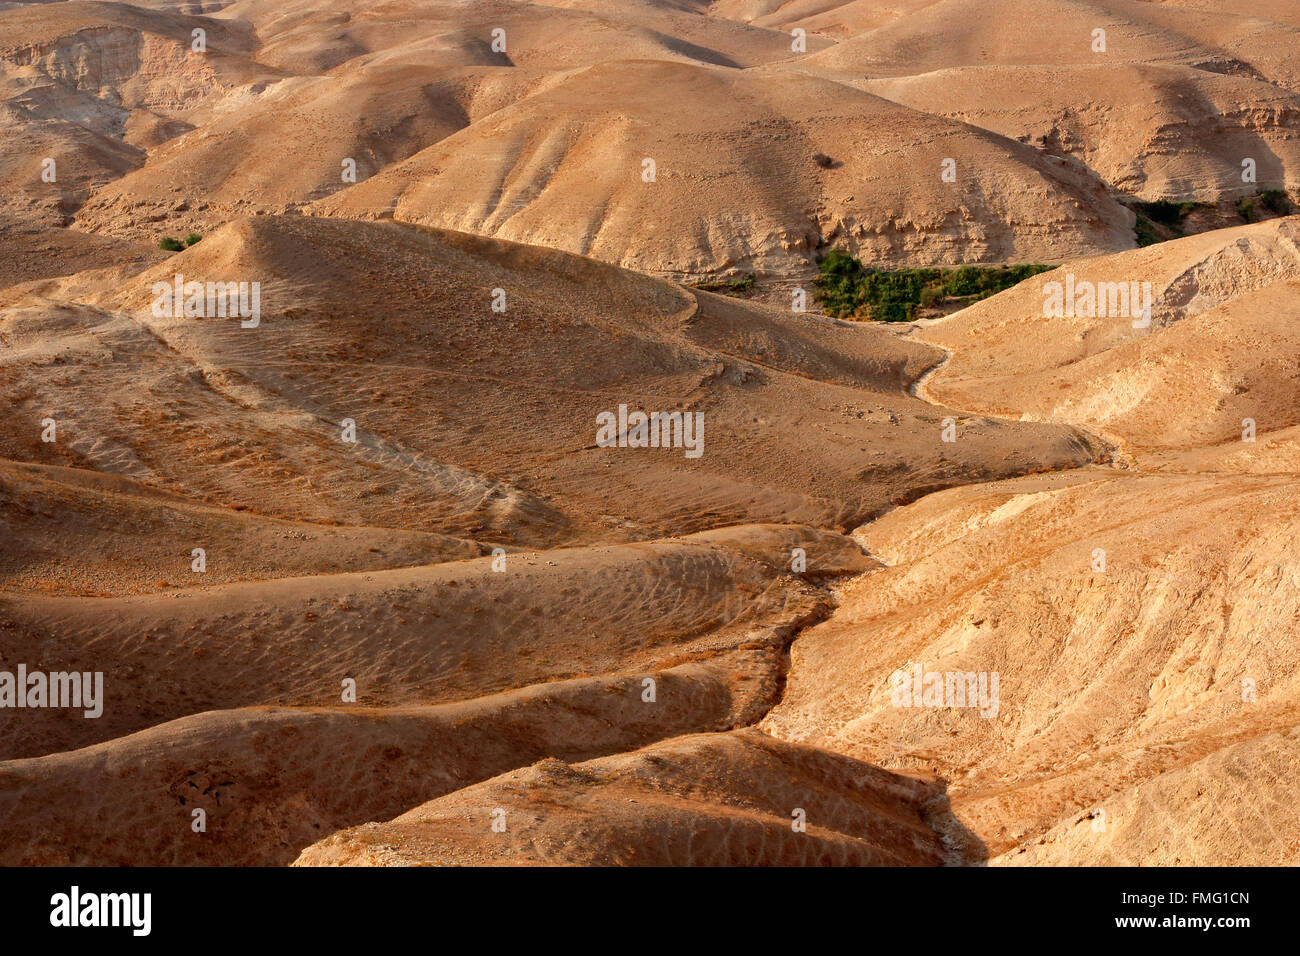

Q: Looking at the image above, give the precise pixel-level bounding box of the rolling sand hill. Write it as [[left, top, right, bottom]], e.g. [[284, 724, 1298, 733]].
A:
[[763, 467, 1300, 863], [0, 0, 281, 224], [0, 520, 868, 759], [707, 0, 943, 35], [794, 0, 1300, 213], [0, 458, 486, 596], [0, 669, 792, 865], [71, 64, 552, 238], [5, 0, 1297, 278], [295, 730, 978, 866], [2, 215, 1097, 546]]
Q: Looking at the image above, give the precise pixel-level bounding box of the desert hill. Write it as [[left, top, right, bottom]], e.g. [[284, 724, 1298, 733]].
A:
[[2, 215, 1098, 546], [707, 0, 942, 35], [913, 217, 1300, 463], [286, 218, 1300, 867], [751, 222, 1300, 864], [0, 667, 789, 865], [5, 0, 1298, 278], [801, 0, 1300, 87], [761, 467, 1300, 861], [864, 63, 1300, 202], [0, 209, 1098, 866], [0, 457, 485, 597], [312, 58, 1132, 277], [294, 729, 976, 866]]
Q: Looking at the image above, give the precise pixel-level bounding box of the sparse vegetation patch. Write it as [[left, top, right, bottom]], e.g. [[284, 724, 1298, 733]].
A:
[[691, 274, 755, 296], [814, 250, 1056, 321]]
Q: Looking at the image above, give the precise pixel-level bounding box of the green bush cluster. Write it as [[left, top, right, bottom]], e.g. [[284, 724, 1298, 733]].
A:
[[158, 233, 203, 252], [1134, 200, 1206, 228], [1261, 189, 1293, 214], [1239, 189, 1293, 222], [1134, 215, 1163, 247], [814, 250, 1055, 321], [1131, 200, 1212, 247]]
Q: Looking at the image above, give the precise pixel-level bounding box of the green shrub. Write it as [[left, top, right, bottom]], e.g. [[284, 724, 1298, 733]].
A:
[[158, 236, 185, 252], [184, 232, 203, 247], [1134, 200, 1185, 228], [1134, 214, 1163, 246], [1261, 189, 1292, 215], [1132, 200, 1208, 239], [1237, 190, 1291, 222], [873, 301, 914, 322]]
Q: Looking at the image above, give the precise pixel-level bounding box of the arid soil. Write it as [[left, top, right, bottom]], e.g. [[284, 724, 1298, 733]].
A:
[[1, 0, 1297, 867]]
